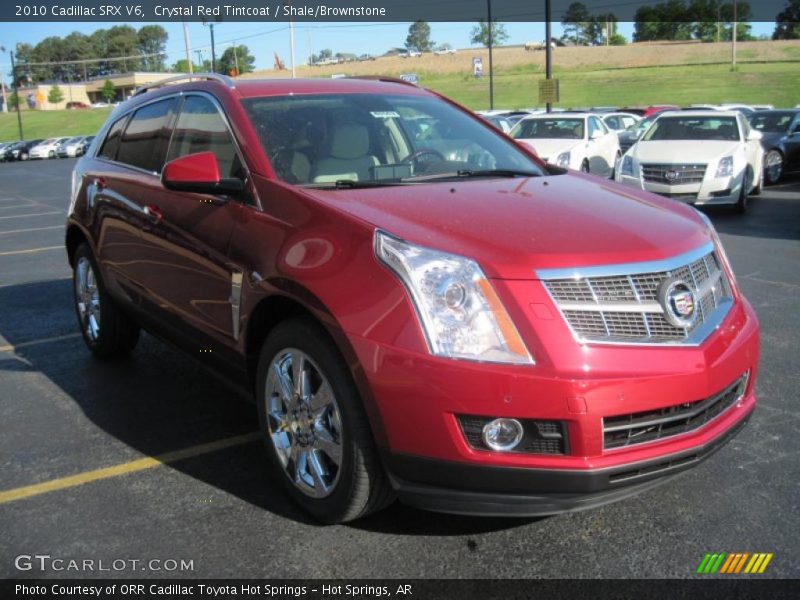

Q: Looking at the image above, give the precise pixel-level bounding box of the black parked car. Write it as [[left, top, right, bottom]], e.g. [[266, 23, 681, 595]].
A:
[[748, 109, 800, 184], [3, 139, 44, 162]]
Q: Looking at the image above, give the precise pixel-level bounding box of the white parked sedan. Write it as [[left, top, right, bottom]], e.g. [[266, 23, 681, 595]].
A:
[[601, 112, 642, 132], [29, 137, 70, 159], [616, 111, 763, 212], [510, 113, 621, 177]]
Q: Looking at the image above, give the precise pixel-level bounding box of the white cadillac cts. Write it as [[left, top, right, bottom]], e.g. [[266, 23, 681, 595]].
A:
[[510, 113, 620, 177], [616, 111, 763, 212]]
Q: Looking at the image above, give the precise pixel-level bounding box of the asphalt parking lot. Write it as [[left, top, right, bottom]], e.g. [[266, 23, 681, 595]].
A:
[[0, 158, 798, 579]]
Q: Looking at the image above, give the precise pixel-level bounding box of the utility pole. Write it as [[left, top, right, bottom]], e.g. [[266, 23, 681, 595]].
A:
[[182, 21, 193, 75], [195, 50, 203, 71], [6, 48, 24, 140], [203, 20, 218, 73], [0, 64, 6, 113], [232, 42, 239, 75], [487, 0, 494, 110], [731, 0, 737, 71], [289, 19, 296, 78], [545, 0, 552, 113]]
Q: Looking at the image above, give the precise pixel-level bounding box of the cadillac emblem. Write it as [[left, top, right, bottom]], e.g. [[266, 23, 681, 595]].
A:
[[665, 170, 680, 183], [658, 277, 697, 328]]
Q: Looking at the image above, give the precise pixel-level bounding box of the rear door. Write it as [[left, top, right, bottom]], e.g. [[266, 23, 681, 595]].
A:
[[131, 93, 249, 358], [786, 114, 800, 172], [588, 116, 616, 175]]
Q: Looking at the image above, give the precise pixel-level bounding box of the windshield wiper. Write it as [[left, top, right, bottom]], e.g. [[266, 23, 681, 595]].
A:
[[302, 179, 413, 190], [404, 168, 541, 182]]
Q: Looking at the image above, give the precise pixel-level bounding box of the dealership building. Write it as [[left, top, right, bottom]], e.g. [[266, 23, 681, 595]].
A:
[[14, 72, 173, 110]]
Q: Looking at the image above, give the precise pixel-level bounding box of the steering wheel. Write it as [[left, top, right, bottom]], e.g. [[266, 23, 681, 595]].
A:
[[402, 148, 446, 165]]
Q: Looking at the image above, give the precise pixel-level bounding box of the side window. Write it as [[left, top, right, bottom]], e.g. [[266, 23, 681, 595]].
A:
[[605, 116, 619, 130], [116, 98, 176, 172], [621, 117, 636, 129], [589, 117, 602, 138], [97, 115, 127, 160], [166, 95, 244, 180]]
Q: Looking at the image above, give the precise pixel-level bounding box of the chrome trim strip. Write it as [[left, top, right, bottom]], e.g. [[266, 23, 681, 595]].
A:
[[602, 373, 747, 451], [558, 300, 663, 313], [535, 241, 715, 281], [230, 271, 243, 341]]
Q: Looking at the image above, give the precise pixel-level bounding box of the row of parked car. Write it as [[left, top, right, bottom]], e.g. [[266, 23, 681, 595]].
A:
[[0, 135, 95, 162], [478, 103, 800, 212]]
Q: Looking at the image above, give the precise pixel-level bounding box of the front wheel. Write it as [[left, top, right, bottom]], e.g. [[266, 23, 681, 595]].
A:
[[19, 152, 28, 161], [764, 150, 783, 185], [256, 318, 394, 523], [72, 243, 140, 358], [734, 168, 751, 214]]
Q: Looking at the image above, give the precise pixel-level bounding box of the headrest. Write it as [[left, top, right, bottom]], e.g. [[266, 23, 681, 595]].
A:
[[329, 124, 370, 159]]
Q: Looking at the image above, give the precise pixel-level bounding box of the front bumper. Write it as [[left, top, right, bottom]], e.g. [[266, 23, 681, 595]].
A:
[[384, 411, 751, 516], [347, 285, 759, 515], [617, 172, 744, 205]]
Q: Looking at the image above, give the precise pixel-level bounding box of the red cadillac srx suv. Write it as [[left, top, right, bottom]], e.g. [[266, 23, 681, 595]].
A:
[[66, 74, 759, 523]]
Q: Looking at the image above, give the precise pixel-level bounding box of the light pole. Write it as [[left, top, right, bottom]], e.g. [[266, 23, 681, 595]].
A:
[[1, 61, 6, 113], [203, 20, 218, 73], [731, 0, 737, 71], [182, 20, 193, 75], [545, 0, 552, 113], [487, 0, 494, 110], [195, 50, 204, 71], [2, 46, 23, 140]]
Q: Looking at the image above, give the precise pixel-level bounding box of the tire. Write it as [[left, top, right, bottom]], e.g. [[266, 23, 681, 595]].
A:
[[19, 152, 28, 161], [763, 149, 783, 185], [734, 168, 751, 214], [48, 150, 55, 159], [256, 317, 394, 523], [581, 160, 590, 173], [72, 243, 140, 358], [751, 167, 763, 196]]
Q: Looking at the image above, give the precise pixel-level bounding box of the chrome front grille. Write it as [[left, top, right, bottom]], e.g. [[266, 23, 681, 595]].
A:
[[540, 243, 733, 345], [642, 163, 707, 185]]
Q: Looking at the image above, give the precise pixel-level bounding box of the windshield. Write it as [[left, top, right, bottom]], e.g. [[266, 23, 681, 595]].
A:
[[66, 137, 83, 144], [749, 112, 794, 133], [511, 118, 585, 140], [642, 116, 740, 142], [241, 93, 544, 185]]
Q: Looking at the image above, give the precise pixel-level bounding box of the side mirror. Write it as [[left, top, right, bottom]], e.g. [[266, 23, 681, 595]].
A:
[[162, 151, 244, 196], [747, 130, 763, 142]]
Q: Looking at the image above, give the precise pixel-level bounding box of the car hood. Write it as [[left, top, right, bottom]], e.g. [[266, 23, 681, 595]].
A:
[[632, 140, 741, 164], [300, 173, 710, 280], [515, 138, 582, 160]]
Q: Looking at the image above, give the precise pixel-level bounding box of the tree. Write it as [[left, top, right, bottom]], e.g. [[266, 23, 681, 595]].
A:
[[48, 84, 64, 105], [218, 44, 255, 76], [406, 20, 434, 52], [633, 1, 694, 41], [561, 2, 592, 45], [137, 25, 168, 71], [774, 0, 800, 39], [470, 20, 509, 47], [107, 25, 141, 72], [609, 33, 628, 45], [101, 79, 116, 102]]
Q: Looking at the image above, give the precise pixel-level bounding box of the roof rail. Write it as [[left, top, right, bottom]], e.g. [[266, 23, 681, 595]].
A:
[[134, 73, 235, 96], [346, 75, 419, 87]]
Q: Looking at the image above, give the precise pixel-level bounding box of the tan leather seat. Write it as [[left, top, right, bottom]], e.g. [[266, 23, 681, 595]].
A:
[[312, 124, 379, 183]]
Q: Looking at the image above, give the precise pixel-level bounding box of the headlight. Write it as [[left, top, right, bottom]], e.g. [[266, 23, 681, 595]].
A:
[[715, 156, 734, 178], [375, 231, 533, 365], [556, 151, 571, 168], [620, 155, 634, 176], [695, 209, 738, 291]]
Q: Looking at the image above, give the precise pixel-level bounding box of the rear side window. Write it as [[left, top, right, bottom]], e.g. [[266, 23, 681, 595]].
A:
[[97, 116, 127, 160], [116, 98, 176, 172], [166, 95, 244, 180]]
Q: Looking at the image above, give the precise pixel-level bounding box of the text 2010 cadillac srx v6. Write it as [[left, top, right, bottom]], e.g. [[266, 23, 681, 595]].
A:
[[66, 75, 759, 523]]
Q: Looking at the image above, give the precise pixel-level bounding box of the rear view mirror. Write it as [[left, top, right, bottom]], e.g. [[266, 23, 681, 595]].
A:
[[162, 151, 244, 196]]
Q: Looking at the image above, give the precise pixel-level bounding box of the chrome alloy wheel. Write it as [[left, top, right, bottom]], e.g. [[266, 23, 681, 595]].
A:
[[75, 256, 101, 341], [765, 150, 783, 184], [265, 349, 343, 498]]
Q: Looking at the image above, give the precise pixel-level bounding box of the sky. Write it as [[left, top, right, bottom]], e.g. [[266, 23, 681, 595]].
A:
[[0, 20, 776, 74]]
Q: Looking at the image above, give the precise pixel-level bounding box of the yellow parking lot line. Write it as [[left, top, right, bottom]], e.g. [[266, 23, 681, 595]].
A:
[[0, 211, 62, 221], [0, 333, 82, 353], [0, 225, 63, 235], [0, 245, 63, 257], [0, 432, 261, 504]]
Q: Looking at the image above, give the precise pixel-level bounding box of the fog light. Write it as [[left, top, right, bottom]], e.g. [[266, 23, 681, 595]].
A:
[[481, 418, 523, 451]]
